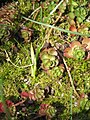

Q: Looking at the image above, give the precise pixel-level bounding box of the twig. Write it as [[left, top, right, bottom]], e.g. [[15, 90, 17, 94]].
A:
[[47, 14, 61, 40], [55, 48, 80, 98], [46, 13, 62, 41], [29, 9, 40, 28], [21, 6, 41, 27], [14, 100, 25, 107], [32, 115, 44, 120], [46, 0, 64, 41], [62, 57, 80, 98], [50, 0, 64, 15], [5, 50, 33, 68], [30, 6, 41, 17]]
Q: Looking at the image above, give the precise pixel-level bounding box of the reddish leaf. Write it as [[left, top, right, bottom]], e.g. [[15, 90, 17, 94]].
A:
[[40, 103, 49, 109], [0, 102, 4, 113], [82, 38, 90, 50], [29, 90, 36, 101], [38, 103, 49, 116], [71, 41, 81, 48], [64, 47, 73, 58], [20, 91, 29, 98], [69, 25, 77, 36], [6, 100, 14, 107]]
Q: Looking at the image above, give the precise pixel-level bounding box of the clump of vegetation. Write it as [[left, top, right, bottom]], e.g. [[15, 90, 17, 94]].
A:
[[39, 42, 64, 79], [0, 0, 90, 120]]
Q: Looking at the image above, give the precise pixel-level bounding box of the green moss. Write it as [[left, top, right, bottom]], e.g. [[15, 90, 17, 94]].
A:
[[0, 0, 90, 119]]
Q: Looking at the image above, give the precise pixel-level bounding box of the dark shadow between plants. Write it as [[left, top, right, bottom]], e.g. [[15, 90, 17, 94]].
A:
[[51, 102, 66, 120], [72, 109, 90, 120]]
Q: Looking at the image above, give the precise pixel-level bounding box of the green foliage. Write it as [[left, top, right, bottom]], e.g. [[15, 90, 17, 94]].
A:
[[0, 25, 9, 42], [31, 43, 37, 79], [0, 63, 23, 97], [68, 0, 88, 23], [73, 47, 85, 60], [68, 12, 75, 20], [48, 65, 64, 79], [18, 0, 31, 15], [47, 105, 56, 118], [66, 59, 90, 94], [75, 7, 87, 23], [40, 48, 60, 70], [0, 78, 3, 101], [0, 0, 90, 120]]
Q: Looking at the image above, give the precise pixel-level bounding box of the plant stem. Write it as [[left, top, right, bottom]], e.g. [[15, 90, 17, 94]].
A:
[[4, 50, 33, 68], [14, 100, 25, 107], [70, 86, 73, 120], [50, 0, 64, 15], [62, 58, 80, 98], [22, 6, 41, 27], [47, 13, 62, 41], [29, 10, 40, 28]]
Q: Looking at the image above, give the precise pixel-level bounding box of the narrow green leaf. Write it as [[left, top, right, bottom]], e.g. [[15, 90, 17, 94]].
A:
[[22, 16, 90, 37], [31, 43, 36, 78]]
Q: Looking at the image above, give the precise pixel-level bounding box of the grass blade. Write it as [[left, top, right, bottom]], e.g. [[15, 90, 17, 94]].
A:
[[22, 16, 90, 37], [31, 43, 36, 79]]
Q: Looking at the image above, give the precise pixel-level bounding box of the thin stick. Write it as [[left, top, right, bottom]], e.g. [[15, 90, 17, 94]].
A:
[[55, 48, 80, 98], [47, 13, 62, 41], [5, 50, 33, 68], [21, 6, 41, 26], [29, 9, 40, 28], [50, 0, 64, 15], [70, 86, 73, 120], [62, 57, 80, 98], [14, 100, 25, 107], [30, 6, 41, 17]]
